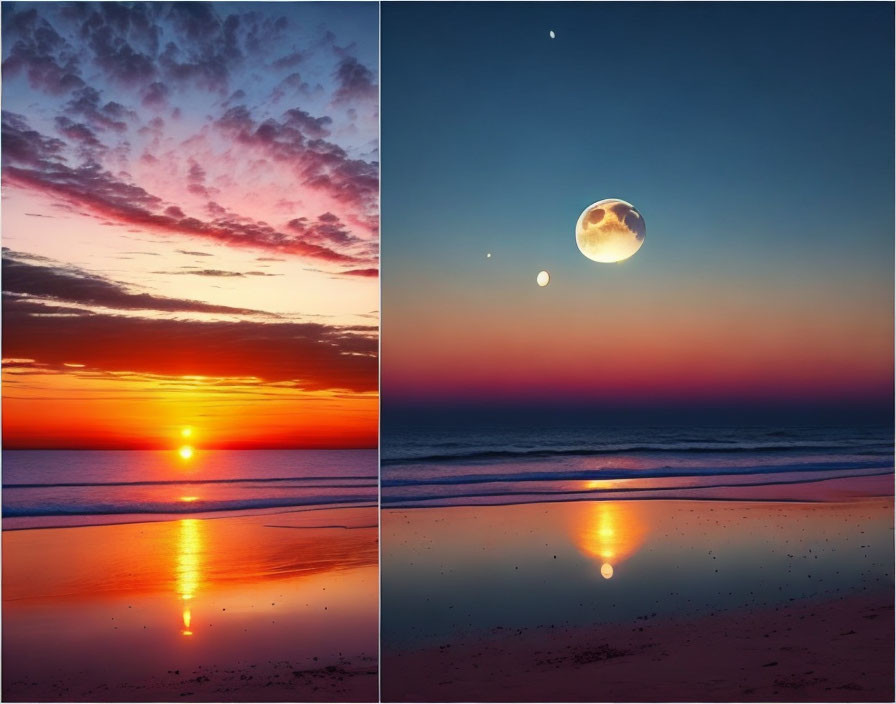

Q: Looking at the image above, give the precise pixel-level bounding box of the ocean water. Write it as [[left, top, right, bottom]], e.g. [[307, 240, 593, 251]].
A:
[[381, 425, 894, 507], [2, 449, 377, 528], [381, 424, 894, 649]]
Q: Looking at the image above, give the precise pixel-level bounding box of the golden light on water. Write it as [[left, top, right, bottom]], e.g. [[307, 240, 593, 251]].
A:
[[178, 445, 194, 460], [182, 607, 193, 636], [176, 518, 204, 636], [575, 502, 647, 580]]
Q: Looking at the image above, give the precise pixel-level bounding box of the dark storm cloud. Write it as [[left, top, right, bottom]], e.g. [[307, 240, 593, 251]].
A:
[[158, 40, 230, 94], [338, 268, 378, 278], [2, 2, 375, 107], [216, 106, 378, 226], [333, 56, 377, 104], [2, 3, 377, 263], [180, 269, 242, 277], [176, 249, 213, 257], [2, 295, 377, 392], [2, 114, 365, 263], [1, 6, 85, 95], [242, 10, 290, 55], [188, 162, 206, 182], [85, 29, 157, 85], [66, 87, 132, 131], [1, 251, 261, 316], [73, 3, 242, 94], [1, 112, 67, 168], [153, 269, 280, 278], [55, 116, 104, 152], [3, 3, 280, 100], [186, 159, 210, 197], [223, 88, 246, 107], [286, 212, 365, 248], [283, 109, 332, 138], [141, 81, 169, 107], [272, 50, 305, 70]]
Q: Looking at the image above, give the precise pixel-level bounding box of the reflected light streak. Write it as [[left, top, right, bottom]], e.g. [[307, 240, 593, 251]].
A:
[[177, 518, 204, 636], [575, 502, 647, 580]]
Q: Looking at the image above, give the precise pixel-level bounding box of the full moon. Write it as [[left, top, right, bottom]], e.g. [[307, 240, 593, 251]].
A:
[[537, 270, 550, 287], [575, 198, 645, 263]]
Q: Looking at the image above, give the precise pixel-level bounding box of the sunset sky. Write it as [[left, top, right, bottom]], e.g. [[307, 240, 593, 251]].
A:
[[2, 2, 378, 448], [382, 2, 894, 425]]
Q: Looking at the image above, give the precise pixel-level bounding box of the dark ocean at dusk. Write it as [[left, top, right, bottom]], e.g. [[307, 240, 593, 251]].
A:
[[2, 449, 377, 529], [381, 425, 894, 508]]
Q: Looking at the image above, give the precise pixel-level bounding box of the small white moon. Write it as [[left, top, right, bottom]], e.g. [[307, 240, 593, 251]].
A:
[[536, 270, 550, 287], [486, 252, 492, 258], [549, 30, 556, 39]]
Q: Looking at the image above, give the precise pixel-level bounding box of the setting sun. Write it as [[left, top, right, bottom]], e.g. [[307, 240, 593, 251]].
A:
[[178, 446, 194, 461]]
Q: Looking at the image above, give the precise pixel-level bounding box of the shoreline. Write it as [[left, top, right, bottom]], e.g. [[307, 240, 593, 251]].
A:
[[381, 472, 894, 510], [2, 501, 380, 532]]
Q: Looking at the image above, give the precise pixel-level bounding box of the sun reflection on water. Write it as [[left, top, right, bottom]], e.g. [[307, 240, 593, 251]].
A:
[[176, 518, 204, 636], [575, 502, 647, 579]]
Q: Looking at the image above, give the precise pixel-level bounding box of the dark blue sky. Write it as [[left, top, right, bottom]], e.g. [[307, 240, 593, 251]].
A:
[[381, 1, 893, 423]]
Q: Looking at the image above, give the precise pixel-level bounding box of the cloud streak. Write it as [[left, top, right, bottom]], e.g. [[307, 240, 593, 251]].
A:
[[3, 294, 377, 392], [2, 250, 265, 315]]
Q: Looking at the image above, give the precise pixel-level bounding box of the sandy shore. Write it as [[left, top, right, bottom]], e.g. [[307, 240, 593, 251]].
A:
[[381, 496, 893, 702], [3, 506, 378, 702], [383, 590, 893, 702], [4, 658, 378, 703]]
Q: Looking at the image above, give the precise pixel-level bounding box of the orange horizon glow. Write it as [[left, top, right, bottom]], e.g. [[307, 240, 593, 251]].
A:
[[2, 367, 378, 449], [382, 267, 893, 409]]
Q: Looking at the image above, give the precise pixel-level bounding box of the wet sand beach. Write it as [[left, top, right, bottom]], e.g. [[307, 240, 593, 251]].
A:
[[381, 494, 894, 702], [3, 506, 378, 702], [382, 590, 893, 702]]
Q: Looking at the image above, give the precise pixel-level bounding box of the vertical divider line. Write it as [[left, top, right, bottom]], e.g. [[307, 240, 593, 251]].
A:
[[376, 0, 383, 700]]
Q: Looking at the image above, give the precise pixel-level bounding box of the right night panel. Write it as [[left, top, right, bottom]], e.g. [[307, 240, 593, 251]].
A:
[[379, 2, 895, 702]]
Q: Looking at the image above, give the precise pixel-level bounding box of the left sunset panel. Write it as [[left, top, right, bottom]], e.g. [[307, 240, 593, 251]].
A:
[[1, 2, 379, 702]]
